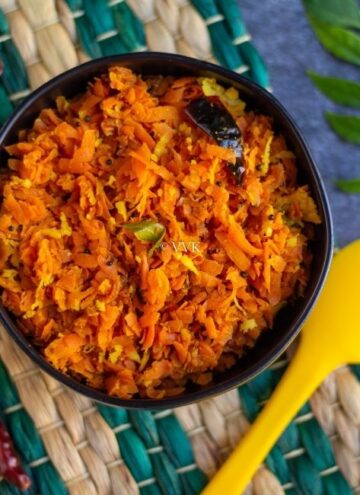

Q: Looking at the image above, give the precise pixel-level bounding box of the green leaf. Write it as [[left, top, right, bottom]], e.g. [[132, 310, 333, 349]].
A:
[[122, 220, 165, 241], [335, 177, 360, 193], [304, 0, 360, 29], [309, 16, 360, 65], [122, 220, 165, 254], [325, 112, 360, 144], [307, 70, 360, 107], [148, 230, 166, 257]]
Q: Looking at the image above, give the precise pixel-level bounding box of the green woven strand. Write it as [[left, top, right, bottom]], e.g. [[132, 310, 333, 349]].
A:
[[238, 385, 260, 421], [179, 470, 207, 495], [81, 0, 127, 56], [215, 0, 269, 88], [129, 411, 206, 495], [82, 0, 115, 36], [298, 403, 311, 415], [236, 43, 270, 88], [117, 428, 154, 481], [6, 410, 47, 463], [97, 403, 128, 428], [243, 369, 277, 402], [276, 423, 300, 454], [156, 414, 207, 495], [97, 404, 162, 494], [189, 0, 245, 71], [6, 410, 67, 495], [142, 487, 163, 495], [298, 419, 335, 471], [66, 0, 146, 57], [76, 16, 103, 58], [98, 404, 153, 482], [0, 362, 68, 495], [32, 463, 68, 495], [0, 361, 20, 409], [271, 365, 287, 387], [156, 415, 194, 468], [119, 427, 181, 495], [129, 411, 159, 447], [0, 480, 31, 495], [322, 472, 353, 495], [151, 452, 182, 495], [128, 414, 164, 492], [0, 83, 13, 124], [65, 0, 102, 59], [351, 364, 360, 380], [141, 486, 162, 495], [97, 405, 205, 495], [109, 1, 146, 52], [265, 445, 291, 484], [288, 455, 323, 495], [116, 429, 163, 495], [0, 10, 29, 96]]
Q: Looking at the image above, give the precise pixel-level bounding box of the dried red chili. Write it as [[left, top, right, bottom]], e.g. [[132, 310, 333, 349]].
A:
[[0, 422, 31, 491], [185, 95, 245, 183]]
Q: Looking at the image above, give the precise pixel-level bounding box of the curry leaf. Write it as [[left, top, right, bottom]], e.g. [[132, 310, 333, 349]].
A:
[[307, 70, 360, 107], [309, 16, 360, 66], [325, 113, 360, 144], [148, 232, 166, 256], [335, 178, 360, 193], [304, 0, 360, 29], [123, 221, 165, 255], [123, 220, 165, 242]]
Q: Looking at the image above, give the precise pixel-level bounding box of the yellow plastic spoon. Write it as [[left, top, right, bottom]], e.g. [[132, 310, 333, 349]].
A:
[[203, 239, 360, 495]]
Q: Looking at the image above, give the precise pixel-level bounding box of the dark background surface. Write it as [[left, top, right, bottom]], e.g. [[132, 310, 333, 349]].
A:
[[241, 0, 360, 246]]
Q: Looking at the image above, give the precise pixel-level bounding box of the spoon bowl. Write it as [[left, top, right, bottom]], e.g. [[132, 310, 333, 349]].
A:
[[301, 240, 360, 366]]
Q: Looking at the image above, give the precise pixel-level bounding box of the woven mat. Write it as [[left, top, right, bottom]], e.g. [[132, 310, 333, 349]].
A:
[[0, 1, 359, 494]]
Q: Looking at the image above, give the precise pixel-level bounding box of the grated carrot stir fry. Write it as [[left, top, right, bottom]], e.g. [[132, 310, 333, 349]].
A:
[[0, 67, 321, 399]]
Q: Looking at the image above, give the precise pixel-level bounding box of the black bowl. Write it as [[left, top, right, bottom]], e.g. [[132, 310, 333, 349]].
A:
[[0, 53, 333, 409]]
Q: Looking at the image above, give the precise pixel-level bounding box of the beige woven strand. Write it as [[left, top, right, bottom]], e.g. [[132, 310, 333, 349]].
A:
[[6, 9, 50, 89], [127, 0, 214, 62], [308, 367, 360, 489], [73, 389, 139, 495], [336, 368, 360, 424], [0, 0, 78, 92], [309, 385, 335, 436], [252, 467, 284, 495], [55, 0, 90, 65], [175, 393, 283, 493], [0, 331, 96, 495], [196, 391, 284, 495], [41, 365, 139, 494], [175, 403, 221, 477], [56, 0, 77, 42], [0, 0, 15, 12], [155, 0, 179, 37], [125, 0, 155, 24], [0, 328, 139, 495], [0, 0, 48, 93], [133, 0, 176, 53], [16, 0, 78, 76], [175, 2, 212, 60]]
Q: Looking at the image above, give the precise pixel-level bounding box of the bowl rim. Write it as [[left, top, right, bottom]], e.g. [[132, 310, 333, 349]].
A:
[[0, 52, 333, 409]]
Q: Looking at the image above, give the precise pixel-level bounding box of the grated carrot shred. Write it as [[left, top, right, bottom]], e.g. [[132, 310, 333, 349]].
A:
[[0, 67, 321, 399]]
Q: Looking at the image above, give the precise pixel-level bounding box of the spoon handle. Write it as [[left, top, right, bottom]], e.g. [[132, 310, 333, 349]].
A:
[[202, 341, 335, 495]]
